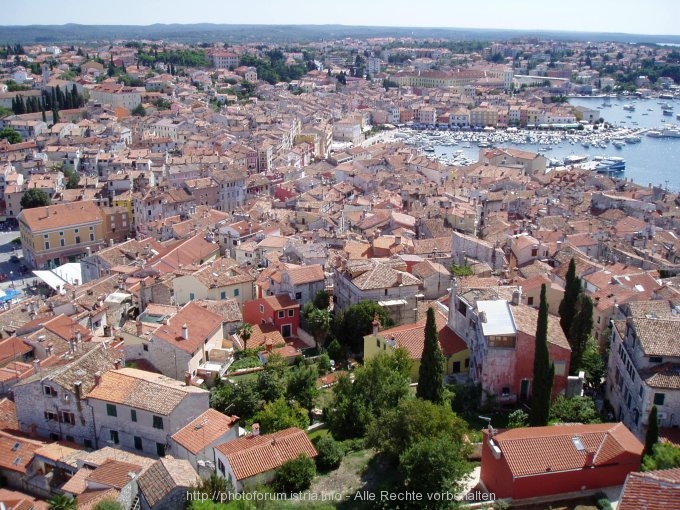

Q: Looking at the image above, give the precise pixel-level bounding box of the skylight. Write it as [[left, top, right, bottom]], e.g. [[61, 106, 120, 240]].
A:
[[572, 437, 585, 451]]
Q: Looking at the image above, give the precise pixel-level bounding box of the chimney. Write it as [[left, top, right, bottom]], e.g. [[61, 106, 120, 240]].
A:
[[86, 246, 91, 257], [265, 339, 273, 352], [394, 235, 401, 246], [46, 343, 53, 356], [396, 272, 403, 286], [32, 359, 41, 374], [584, 451, 596, 467], [252, 423, 260, 436], [74, 380, 82, 401], [136, 320, 143, 336], [511, 287, 522, 306], [184, 371, 192, 386], [114, 359, 122, 370], [109, 238, 114, 247], [372, 314, 380, 337], [182, 324, 189, 340], [94, 371, 102, 387]]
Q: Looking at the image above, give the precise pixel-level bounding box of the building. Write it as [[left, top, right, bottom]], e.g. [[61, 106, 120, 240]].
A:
[[88, 84, 142, 110], [242, 295, 300, 339], [214, 427, 316, 492], [481, 423, 643, 501], [606, 315, 680, 439], [618, 467, 680, 510], [137, 456, 201, 510], [86, 367, 209, 458], [18, 201, 104, 270]]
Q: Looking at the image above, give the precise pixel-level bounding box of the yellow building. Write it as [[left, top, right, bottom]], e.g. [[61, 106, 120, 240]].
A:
[[18, 200, 104, 270], [363, 307, 469, 382]]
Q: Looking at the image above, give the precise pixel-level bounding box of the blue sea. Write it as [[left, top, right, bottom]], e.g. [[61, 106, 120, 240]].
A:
[[429, 97, 680, 191]]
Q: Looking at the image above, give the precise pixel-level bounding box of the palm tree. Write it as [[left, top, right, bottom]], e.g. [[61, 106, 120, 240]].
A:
[[307, 308, 332, 349], [48, 494, 76, 510], [236, 322, 253, 351]]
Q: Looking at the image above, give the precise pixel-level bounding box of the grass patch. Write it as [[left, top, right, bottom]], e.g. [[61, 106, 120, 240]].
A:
[[308, 428, 330, 442]]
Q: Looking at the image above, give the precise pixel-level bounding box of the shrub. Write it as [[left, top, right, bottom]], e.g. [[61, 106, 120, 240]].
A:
[[595, 492, 613, 510], [274, 454, 316, 493], [315, 435, 344, 471]]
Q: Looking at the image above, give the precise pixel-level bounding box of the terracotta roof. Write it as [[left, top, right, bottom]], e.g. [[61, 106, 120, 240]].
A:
[[171, 409, 239, 455], [489, 423, 642, 478], [215, 427, 316, 481], [76, 488, 121, 510], [510, 302, 571, 351], [640, 362, 680, 390], [260, 294, 298, 311], [284, 265, 325, 285], [151, 301, 223, 354], [629, 317, 680, 357], [86, 367, 207, 416], [86, 459, 143, 489], [18, 200, 102, 232], [137, 457, 200, 507], [0, 399, 18, 432], [618, 468, 680, 510], [61, 466, 93, 495], [0, 431, 45, 474]]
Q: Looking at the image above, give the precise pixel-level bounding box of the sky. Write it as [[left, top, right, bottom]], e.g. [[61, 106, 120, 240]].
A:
[[2, 0, 680, 36]]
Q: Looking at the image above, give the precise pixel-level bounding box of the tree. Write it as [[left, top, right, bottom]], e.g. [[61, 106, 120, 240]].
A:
[[131, 103, 146, 116], [580, 337, 605, 389], [530, 284, 554, 427], [400, 435, 473, 509], [314, 434, 344, 471], [252, 396, 309, 434], [335, 300, 394, 354], [313, 289, 330, 310], [549, 395, 601, 424], [645, 405, 659, 456], [62, 166, 80, 189], [326, 338, 343, 363], [569, 294, 594, 372], [416, 307, 445, 405], [235, 322, 253, 350], [190, 472, 233, 502], [93, 499, 123, 510], [210, 379, 262, 422], [52, 108, 60, 124], [48, 494, 77, 510], [368, 397, 468, 461], [307, 307, 332, 349], [508, 409, 529, 428], [20, 188, 51, 209], [0, 127, 22, 144], [642, 442, 680, 471], [286, 363, 318, 411], [256, 361, 286, 403], [559, 258, 582, 338], [274, 454, 316, 493]]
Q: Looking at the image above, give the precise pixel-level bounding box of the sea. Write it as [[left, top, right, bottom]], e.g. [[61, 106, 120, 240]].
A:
[[427, 97, 680, 192]]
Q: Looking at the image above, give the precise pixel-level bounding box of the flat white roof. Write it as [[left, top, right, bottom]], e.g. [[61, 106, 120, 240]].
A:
[[476, 300, 516, 336]]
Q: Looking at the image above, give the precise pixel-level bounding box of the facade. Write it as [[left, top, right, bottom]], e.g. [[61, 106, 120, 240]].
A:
[[266, 264, 326, 305], [606, 316, 680, 439], [88, 84, 142, 110], [214, 427, 316, 492], [481, 423, 643, 500], [87, 367, 209, 458], [18, 201, 105, 270], [243, 295, 300, 339]]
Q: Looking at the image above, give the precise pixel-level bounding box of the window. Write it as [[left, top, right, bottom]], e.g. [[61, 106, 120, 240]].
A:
[[527, 297, 534, 306], [89, 233, 94, 241], [130, 410, 137, 422], [75, 228, 79, 233], [288, 309, 294, 317], [43, 386, 57, 397], [531, 248, 538, 257], [110, 430, 119, 444], [134, 436, 143, 451], [84, 439, 93, 449], [464, 358, 470, 368], [60, 239, 65, 247], [156, 442, 165, 457], [218, 458, 225, 475], [66, 435, 74, 442], [259, 305, 265, 313], [654, 393, 666, 406], [60, 411, 75, 425], [457, 300, 467, 317], [75, 236, 80, 244], [44, 411, 58, 421], [376, 338, 380, 348], [45, 241, 50, 249], [233, 288, 239, 297], [453, 361, 461, 373], [143, 344, 148, 352], [278, 310, 285, 319], [59, 231, 64, 237], [295, 292, 302, 300], [153, 415, 164, 430], [189, 293, 195, 300], [220, 291, 226, 299], [639, 386, 644, 398], [106, 404, 117, 417], [553, 361, 567, 376], [501, 387, 511, 396]]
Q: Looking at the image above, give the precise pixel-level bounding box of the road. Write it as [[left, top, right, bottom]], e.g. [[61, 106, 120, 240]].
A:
[[0, 230, 37, 299]]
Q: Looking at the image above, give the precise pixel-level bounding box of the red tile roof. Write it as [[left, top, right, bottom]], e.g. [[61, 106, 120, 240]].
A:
[[171, 409, 239, 455], [0, 399, 18, 432], [488, 423, 642, 478], [0, 431, 45, 474], [18, 200, 102, 232], [618, 468, 680, 510], [86, 459, 143, 489], [152, 301, 223, 354], [215, 427, 316, 481]]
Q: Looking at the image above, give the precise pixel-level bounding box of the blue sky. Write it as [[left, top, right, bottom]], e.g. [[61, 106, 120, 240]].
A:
[[2, 0, 680, 36]]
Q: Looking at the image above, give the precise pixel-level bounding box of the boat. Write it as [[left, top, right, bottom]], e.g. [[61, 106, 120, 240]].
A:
[[624, 135, 641, 143], [564, 154, 589, 165], [612, 140, 626, 148], [663, 109, 673, 116], [646, 128, 680, 138], [623, 104, 636, 111], [595, 156, 626, 173], [423, 146, 435, 152]]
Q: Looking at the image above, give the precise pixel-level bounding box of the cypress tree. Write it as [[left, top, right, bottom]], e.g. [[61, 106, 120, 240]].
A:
[[569, 294, 594, 373], [559, 258, 582, 338], [645, 406, 659, 456], [52, 108, 59, 124], [41, 108, 46, 123], [416, 307, 445, 405], [530, 284, 554, 426]]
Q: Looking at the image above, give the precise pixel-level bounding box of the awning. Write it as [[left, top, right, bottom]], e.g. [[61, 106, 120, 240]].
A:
[[32, 270, 68, 291]]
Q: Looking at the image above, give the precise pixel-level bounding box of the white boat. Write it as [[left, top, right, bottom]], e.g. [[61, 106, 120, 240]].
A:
[[595, 156, 625, 173], [612, 140, 626, 148], [623, 104, 636, 111], [646, 128, 680, 138]]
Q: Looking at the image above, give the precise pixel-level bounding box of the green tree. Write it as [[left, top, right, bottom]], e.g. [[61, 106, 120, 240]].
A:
[[400, 435, 473, 509], [313, 289, 330, 310], [416, 307, 445, 405], [307, 307, 332, 349], [190, 472, 234, 502], [314, 434, 344, 471], [62, 166, 80, 189], [0, 127, 22, 144], [286, 363, 318, 411], [368, 397, 468, 461], [580, 337, 605, 389], [274, 454, 316, 493], [326, 338, 343, 363], [93, 499, 123, 510], [569, 294, 594, 373], [235, 322, 253, 350], [48, 494, 77, 510], [210, 379, 262, 421], [549, 395, 601, 424], [508, 409, 529, 428], [252, 396, 309, 434], [52, 108, 60, 124], [645, 405, 659, 456], [530, 284, 554, 427], [642, 442, 680, 471], [131, 103, 146, 116], [20, 188, 51, 209], [335, 300, 394, 354], [559, 258, 582, 338], [256, 360, 286, 403]]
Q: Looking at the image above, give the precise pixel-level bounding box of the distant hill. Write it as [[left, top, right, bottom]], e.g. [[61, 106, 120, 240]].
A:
[[0, 23, 679, 45]]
